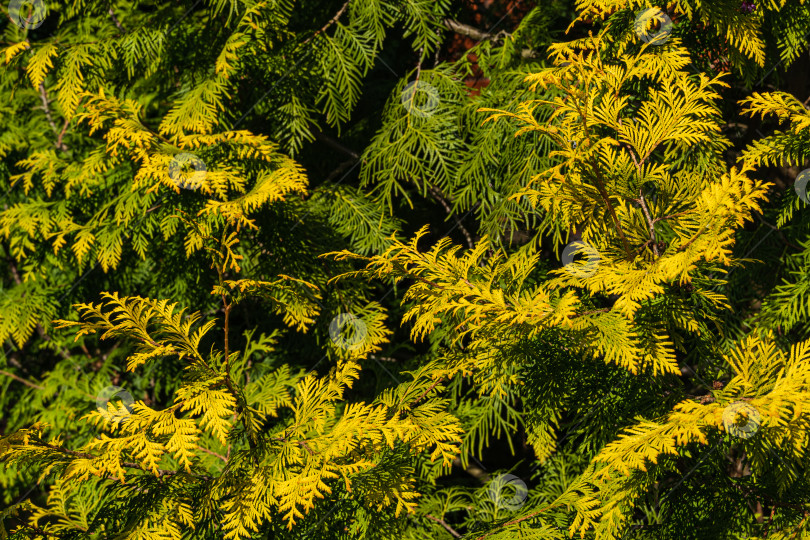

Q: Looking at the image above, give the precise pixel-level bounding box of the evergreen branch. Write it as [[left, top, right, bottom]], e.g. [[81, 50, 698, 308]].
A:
[[38, 441, 213, 480], [567, 73, 632, 257]]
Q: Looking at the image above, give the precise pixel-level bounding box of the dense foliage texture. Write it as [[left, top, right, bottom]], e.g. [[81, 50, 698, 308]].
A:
[[2, 0, 810, 538]]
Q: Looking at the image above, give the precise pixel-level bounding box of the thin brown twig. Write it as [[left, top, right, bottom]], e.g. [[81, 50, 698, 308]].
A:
[[474, 504, 555, 540], [56, 117, 70, 149], [570, 83, 632, 257], [425, 514, 462, 538], [433, 28, 442, 67], [225, 412, 237, 461], [6, 256, 71, 360], [427, 184, 474, 249], [213, 233, 238, 398], [590, 158, 633, 257], [108, 7, 123, 30], [314, 131, 359, 160], [653, 210, 689, 223], [391, 261, 442, 289], [411, 378, 444, 406], [222, 299, 232, 370], [38, 83, 68, 151], [443, 19, 493, 40], [324, 158, 358, 183], [300, 0, 350, 48], [0, 369, 44, 390], [270, 436, 317, 455], [676, 225, 709, 253], [196, 445, 228, 463], [758, 215, 802, 250], [638, 191, 659, 257], [572, 308, 610, 318], [442, 19, 532, 57], [762, 503, 777, 537]]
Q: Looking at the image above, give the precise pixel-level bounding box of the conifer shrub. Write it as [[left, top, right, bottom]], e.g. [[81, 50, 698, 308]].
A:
[[1, 0, 810, 538]]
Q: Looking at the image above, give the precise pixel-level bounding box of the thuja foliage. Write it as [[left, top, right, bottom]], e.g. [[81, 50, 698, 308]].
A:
[[1, 0, 810, 539]]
